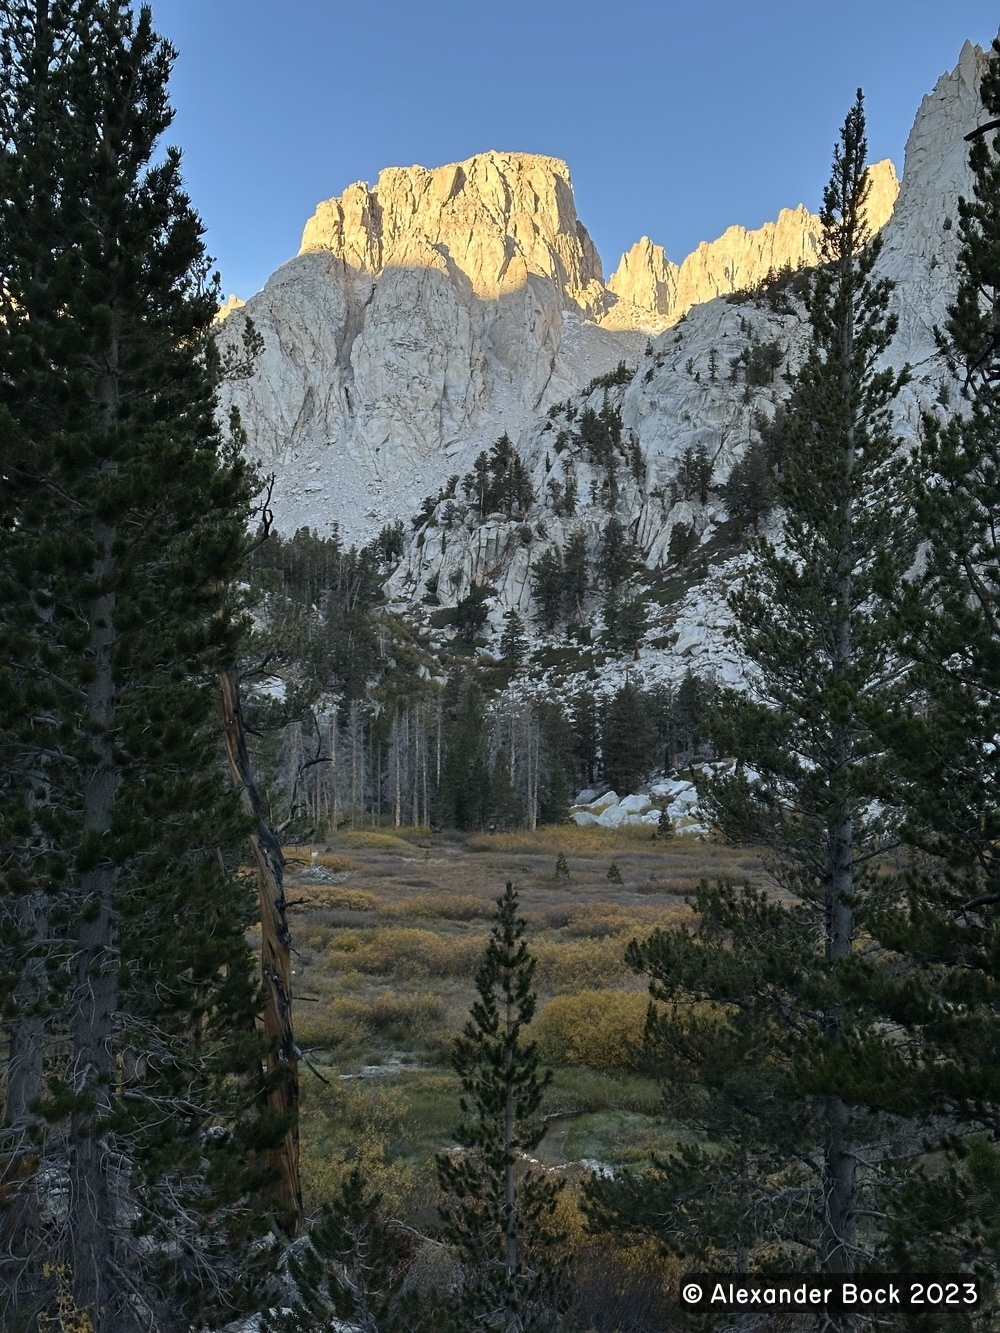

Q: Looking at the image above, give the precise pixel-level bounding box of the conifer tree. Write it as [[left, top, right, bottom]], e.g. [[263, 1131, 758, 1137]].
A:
[[262, 1167, 457, 1333], [435, 675, 490, 830], [531, 546, 564, 631], [596, 515, 633, 591], [0, 3, 276, 1327], [705, 92, 912, 1279], [569, 689, 599, 788], [500, 608, 529, 669], [871, 38, 1000, 1294], [601, 682, 658, 794], [562, 528, 589, 622], [437, 884, 566, 1331], [593, 94, 912, 1300]]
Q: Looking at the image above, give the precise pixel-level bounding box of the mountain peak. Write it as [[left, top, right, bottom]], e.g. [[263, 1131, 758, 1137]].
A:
[[298, 149, 606, 317], [602, 161, 899, 332]]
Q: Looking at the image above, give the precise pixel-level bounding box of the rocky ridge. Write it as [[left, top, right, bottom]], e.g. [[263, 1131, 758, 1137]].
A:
[[602, 160, 898, 332], [221, 41, 987, 700], [386, 42, 987, 696], [218, 124, 901, 543], [218, 152, 646, 541]]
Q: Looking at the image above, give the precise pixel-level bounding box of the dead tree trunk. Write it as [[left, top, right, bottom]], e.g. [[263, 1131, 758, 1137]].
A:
[[219, 668, 301, 1235]]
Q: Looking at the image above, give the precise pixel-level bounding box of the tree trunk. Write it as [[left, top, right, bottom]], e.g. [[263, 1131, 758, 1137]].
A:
[[421, 707, 429, 828], [411, 708, 419, 828], [504, 987, 518, 1332], [393, 714, 401, 828], [820, 404, 858, 1303], [70, 525, 123, 1326], [1, 890, 49, 1260], [331, 704, 339, 833], [219, 668, 301, 1235]]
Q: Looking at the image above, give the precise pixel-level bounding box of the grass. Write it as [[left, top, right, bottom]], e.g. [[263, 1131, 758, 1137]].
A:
[[563, 1110, 676, 1164], [280, 824, 773, 1219]]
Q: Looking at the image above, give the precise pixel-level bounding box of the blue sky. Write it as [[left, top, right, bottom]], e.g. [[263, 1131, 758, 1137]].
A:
[[149, 2, 999, 300]]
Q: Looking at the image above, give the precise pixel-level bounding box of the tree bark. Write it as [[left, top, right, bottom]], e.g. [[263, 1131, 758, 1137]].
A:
[[504, 985, 518, 1332], [219, 668, 301, 1235], [70, 524, 122, 1326], [0, 890, 49, 1270]]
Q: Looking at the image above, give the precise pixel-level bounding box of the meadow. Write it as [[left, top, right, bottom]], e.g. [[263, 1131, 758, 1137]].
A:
[[257, 826, 769, 1322]]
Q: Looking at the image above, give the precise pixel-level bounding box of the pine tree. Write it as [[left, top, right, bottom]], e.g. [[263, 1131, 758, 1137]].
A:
[[706, 92, 913, 1279], [500, 608, 529, 669], [531, 546, 564, 631], [614, 594, 648, 660], [674, 667, 712, 760], [569, 689, 599, 788], [436, 884, 566, 1331], [596, 515, 633, 592], [870, 38, 1000, 1297], [723, 435, 775, 533], [562, 528, 589, 623], [593, 94, 912, 1300], [0, 4, 276, 1327], [262, 1167, 457, 1333], [435, 675, 490, 830], [601, 682, 659, 795]]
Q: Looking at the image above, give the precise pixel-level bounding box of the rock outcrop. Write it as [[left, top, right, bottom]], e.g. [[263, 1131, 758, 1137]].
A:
[[218, 152, 645, 540], [602, 161, 899, 331], [387, 44, 985, 704], [298, 152, 607, 318], [215, 293, 246, 321]]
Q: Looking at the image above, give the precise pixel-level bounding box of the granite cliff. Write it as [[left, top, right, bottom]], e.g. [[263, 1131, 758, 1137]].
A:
[[601, 160, 898, 332], [219, 41, 981, 589], [383, 42, 988, 692]]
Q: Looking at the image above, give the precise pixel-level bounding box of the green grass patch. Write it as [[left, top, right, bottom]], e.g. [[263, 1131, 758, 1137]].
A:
[[563, 1109, 675, 1165], [545, 1067, 662, 1117]]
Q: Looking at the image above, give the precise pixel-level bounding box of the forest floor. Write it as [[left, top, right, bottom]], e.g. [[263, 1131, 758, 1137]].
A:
[[257, 825, 769, 1225]]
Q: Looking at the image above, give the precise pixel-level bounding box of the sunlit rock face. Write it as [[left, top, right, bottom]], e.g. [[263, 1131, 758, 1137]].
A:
[[219, 41, 987, 551], [218, 152, 645, 541], [298, 152, 607, 317], [602, 161, 899, 332]]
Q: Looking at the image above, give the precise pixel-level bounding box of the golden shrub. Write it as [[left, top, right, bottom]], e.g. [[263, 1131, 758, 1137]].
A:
[[326, 926, 484, 979], [381, 892, 491, 922], [534, 989, 650, 1071], [533, 937, 631, 989], [295, 989, 446, 1047], [288, 885, 378, 913], [299, 1079, 417, 1214]]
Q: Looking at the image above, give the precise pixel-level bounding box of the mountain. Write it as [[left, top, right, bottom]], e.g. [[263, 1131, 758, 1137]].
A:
[[217, 152, 646, 540], [222, 41, 986, 693], [601, 160, 897, 332], [217, 131, 901, 542], [384, 41, 986, 689]]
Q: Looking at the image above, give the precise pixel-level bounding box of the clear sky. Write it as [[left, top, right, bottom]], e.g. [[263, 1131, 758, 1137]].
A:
[[148, 1, 1000, 301]]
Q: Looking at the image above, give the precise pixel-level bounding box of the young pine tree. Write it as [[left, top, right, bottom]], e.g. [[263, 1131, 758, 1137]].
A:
[[436, 884, 566, 1331], [0, 4, 277, 1328], [262, 1167, 457, 1333]]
